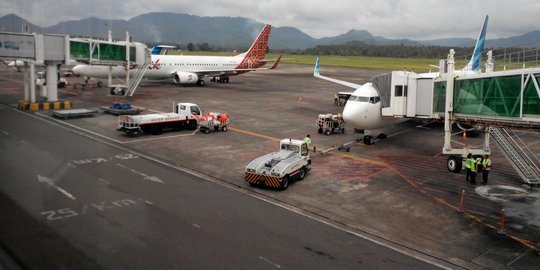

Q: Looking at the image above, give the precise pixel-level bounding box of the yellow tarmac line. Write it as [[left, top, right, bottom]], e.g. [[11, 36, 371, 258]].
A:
[[229, 125, 388, 167], [228, 127, 281, 141], [330, 151, 389, 167]]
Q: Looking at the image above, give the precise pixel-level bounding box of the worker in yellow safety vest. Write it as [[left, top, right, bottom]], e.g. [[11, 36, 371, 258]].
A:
[[482, 155, 492, 185], [304, 134, 312, 151], [469, 155, 478, 185], [465, 154, 473, 183]]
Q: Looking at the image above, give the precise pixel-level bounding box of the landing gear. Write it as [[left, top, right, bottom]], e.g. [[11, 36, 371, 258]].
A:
[[109, 87, 126, 96], [211, 77, 230, 83], [363, 135, 374, 145]]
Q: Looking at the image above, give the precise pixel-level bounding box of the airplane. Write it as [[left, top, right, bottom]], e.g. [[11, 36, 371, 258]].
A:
[[314, 16, 489, 145], [72, 24, 281, 92], [1, 59, 24, 72]]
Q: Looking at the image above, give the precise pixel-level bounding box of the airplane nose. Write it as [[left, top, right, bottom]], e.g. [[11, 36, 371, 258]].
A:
[[72, 65, 83, 73], [342, 102, 363, 129]]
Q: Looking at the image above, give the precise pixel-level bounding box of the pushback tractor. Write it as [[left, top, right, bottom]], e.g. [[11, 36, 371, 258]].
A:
[[245, 139, 311, 190]]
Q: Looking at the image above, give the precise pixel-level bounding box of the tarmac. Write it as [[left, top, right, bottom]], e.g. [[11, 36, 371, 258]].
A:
[[1, 63, 539, 269]]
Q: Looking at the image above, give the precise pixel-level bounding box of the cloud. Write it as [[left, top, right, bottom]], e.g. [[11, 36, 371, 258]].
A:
[[1, 0, 538, 39]]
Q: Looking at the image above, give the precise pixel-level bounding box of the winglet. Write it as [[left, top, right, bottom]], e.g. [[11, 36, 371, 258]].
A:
[[269, 55, 282, 70], [463, 15, 489, 72], [314, 57, 321, 77]]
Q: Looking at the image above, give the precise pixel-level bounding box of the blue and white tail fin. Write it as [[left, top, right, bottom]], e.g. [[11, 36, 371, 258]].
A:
[[150, 45, 176, 55], [462, 15, 489, 72]]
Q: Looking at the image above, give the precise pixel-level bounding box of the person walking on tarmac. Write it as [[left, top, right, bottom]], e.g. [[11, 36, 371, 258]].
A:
[[482, 155, 492, 185]]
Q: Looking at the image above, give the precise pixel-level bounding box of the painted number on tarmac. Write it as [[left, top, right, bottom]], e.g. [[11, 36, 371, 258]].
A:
[[41, 199, 137, 221]]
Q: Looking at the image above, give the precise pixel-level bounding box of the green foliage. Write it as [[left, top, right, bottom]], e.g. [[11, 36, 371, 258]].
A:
[[267, 54, 462, 73], [167, 51, 470, 73]]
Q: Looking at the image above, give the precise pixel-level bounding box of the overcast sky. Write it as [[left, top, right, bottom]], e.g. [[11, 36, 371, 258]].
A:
[[1, 0, 539, 40]]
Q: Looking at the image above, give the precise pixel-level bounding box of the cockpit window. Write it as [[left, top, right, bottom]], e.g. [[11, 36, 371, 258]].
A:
[[350, 95, 377, 103], [369, 97, 380, 104], [357, 96, 370, 102]]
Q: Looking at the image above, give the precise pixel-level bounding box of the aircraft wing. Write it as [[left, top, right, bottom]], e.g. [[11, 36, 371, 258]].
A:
[[313, 57, 362, 89]]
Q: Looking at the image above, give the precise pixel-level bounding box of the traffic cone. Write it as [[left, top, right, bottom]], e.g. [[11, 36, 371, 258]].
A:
[[462, 131, 467, 141]]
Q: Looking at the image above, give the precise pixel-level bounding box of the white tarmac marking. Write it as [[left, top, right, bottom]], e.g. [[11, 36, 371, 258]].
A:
[[34, 111, 124, 144], [116, 163, 164, 183], [2, 104, 453, 269], [37, 174, 76, 200], [121, 129, 198, 144], [192, 224, 200, 229], [2, 130, 9, 136], [259, 256, 281, 269], [98, 178, 110, 185], [507, 250, 530, 266]]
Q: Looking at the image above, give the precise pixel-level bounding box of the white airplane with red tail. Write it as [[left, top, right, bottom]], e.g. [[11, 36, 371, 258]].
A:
[[73, 24, 280, 87]]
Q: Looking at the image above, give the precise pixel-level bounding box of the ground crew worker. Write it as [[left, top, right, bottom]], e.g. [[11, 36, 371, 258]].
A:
[[304, 134, 313, 151], [482, 155, 492, 185], [465, 153, 473, 182], [470, 155, 478, 185], [334, 93, 339, 106], [83, 76, 89, 89]]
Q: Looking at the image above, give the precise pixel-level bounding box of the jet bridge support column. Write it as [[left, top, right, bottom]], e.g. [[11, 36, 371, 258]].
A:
[[29, 62, 36, 103], [443, 50, 456, 154], [23, 62, 29, 101], [45, 64, 58, 101]]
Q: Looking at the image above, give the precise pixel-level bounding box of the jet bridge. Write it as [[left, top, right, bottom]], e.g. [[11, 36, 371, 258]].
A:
[[372, 50, 540, 186], [0, 31, 148, 109]]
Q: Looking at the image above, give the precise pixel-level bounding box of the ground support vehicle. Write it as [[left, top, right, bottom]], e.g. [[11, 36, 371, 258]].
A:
[[317, 114, 346, 135], [117, 103, 201, 136], [197, 112, 230, 134], [102, 103, 141, 115], [245, 139, 311, 190]]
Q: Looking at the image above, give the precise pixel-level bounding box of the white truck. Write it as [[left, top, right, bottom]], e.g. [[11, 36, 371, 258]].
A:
[[245, 138, 311, 190], [117, 103, 201, 135]]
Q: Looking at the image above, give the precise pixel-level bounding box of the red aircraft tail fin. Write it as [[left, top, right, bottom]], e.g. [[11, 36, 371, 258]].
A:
[[236, 24, 271, 69]]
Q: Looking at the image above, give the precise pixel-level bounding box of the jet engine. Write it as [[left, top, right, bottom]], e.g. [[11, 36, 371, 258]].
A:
[[173, 71, 199, 84]]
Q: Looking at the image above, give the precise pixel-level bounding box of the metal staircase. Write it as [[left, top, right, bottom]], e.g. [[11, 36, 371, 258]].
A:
[[490, 127, 540, 186], [124, 56, 150, 97]]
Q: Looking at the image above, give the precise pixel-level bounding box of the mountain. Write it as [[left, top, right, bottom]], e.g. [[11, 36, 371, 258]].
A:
[[419, 38, 476, 47], [0, 13, 42, 33], [486, 31, 540, 48], [1, 13, 538, 50], [318, 29, 419, 46]]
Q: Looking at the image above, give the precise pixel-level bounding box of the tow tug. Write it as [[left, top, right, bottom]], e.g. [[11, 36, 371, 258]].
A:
[[245, 138, 311, 190], [317, 113, 346, 135], [197, 112, 230, 134]]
